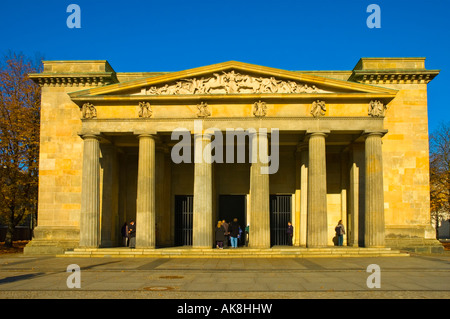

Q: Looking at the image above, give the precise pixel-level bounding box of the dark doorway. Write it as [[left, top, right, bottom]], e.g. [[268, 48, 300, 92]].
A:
[[270, 195, 292, 246], [218, 195, 246, 246], [174, 195, 193, 246]]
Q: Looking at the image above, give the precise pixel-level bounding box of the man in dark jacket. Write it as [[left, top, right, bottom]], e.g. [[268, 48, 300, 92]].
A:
[[128, 220, 136, 248], [286, 221, 293, 246], [228, 218, 240, 248]]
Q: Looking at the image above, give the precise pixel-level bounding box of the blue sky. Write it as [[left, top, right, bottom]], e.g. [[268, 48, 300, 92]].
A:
[[0, 0, 448, 133]]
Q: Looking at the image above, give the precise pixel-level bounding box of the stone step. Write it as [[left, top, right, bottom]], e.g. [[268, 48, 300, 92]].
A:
[[59, 247, 409, 258]]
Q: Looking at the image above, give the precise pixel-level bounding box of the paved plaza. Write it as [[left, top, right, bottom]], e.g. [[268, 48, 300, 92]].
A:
[[0, 252, 449, 299]]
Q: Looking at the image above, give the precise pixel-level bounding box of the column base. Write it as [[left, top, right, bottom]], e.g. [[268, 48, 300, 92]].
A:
[[23, 226, 79, 255], [386, 238, 444, 254]]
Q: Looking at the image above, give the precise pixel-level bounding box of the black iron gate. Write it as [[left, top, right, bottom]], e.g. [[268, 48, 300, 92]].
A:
[[175, 195, 193, 246], [270, 195, 292, 246]]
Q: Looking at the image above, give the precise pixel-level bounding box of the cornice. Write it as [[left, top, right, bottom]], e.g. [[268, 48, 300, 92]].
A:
[[28, 72, 119, 87], [349, 69, 440, 84], [68, 61, 398, 99]]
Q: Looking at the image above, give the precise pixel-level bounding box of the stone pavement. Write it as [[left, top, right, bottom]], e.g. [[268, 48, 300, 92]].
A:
[[0, 252, 449, 299]]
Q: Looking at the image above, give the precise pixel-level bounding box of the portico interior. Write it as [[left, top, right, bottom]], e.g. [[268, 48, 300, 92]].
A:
[[95, 129, 374, 248]]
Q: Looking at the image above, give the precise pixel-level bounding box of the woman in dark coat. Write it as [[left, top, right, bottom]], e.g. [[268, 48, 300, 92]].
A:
[[215, 221, 226, 249]]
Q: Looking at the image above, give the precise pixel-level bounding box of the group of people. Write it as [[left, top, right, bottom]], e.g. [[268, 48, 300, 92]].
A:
[[214, 219, 346, 248], [215, 218, 249, 249], [119, 219, 346, 249], [121, 220, 136, 248]]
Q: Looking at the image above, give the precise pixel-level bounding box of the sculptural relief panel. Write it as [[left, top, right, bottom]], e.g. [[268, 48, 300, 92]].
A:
[[133, 70, 332, 96]]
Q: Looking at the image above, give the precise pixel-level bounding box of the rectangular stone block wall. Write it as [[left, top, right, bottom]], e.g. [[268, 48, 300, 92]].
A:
[[37, 86, 85, 229], [382, 84, 433, 238]]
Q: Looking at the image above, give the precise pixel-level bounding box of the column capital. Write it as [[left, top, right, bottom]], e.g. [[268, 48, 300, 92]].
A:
[[134, 128, 157, 137], [305, 130, 330, 138], [363, 130, 388, 138], [248, 130, 269, 136], [137, 134, 160, 146], [79, 133, 100, 140], [136, 133, 157, 139], [193, 132, 213, 140], [247, 130, 272, 142]]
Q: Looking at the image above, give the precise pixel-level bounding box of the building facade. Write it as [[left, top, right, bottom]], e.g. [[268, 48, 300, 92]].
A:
[[24, 58, 443, 254]]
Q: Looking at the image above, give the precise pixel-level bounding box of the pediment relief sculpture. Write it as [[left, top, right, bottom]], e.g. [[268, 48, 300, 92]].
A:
[[136, 70, 332, 96], [81, 102, 97, 119]]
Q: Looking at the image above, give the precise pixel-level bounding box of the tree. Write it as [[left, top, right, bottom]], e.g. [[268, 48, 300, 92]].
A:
[[0, 52, 42, 247], [429, 122, 450, 239]]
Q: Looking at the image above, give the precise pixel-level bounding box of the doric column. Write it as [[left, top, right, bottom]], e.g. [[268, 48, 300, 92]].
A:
[[156, 144, 172, 247], [349, 161, 360, 247], [100, 144, 119, 247], [348, 143, 364, 247], [193, 133, 213, 248], [340, 152, 348, 246], [249, 131, 270, 248], [299, 145, 308, 246], [364, 132, 385, 247], [80, 134, 100, 247], [136, 134, 156, 248], [306, 132, 328, 247]]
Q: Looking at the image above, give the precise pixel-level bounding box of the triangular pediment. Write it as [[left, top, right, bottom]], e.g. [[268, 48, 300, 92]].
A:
[[69, 61, 397, 103]]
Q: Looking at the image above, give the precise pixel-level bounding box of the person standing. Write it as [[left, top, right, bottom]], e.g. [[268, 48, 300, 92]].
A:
[[286, 221, 293, 246], [335, 220, 345, 246], [222, 219, 229, 248], [121, 222, 128, 247], [245, 224, 250, 247], [238, 226, 243, 247], [128, 220, 136, 248], [215, 221, 225, 249], [228, 218, 240, 248]]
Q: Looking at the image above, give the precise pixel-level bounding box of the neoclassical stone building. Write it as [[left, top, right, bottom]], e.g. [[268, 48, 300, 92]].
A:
[[24, 58, 443, 254]]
